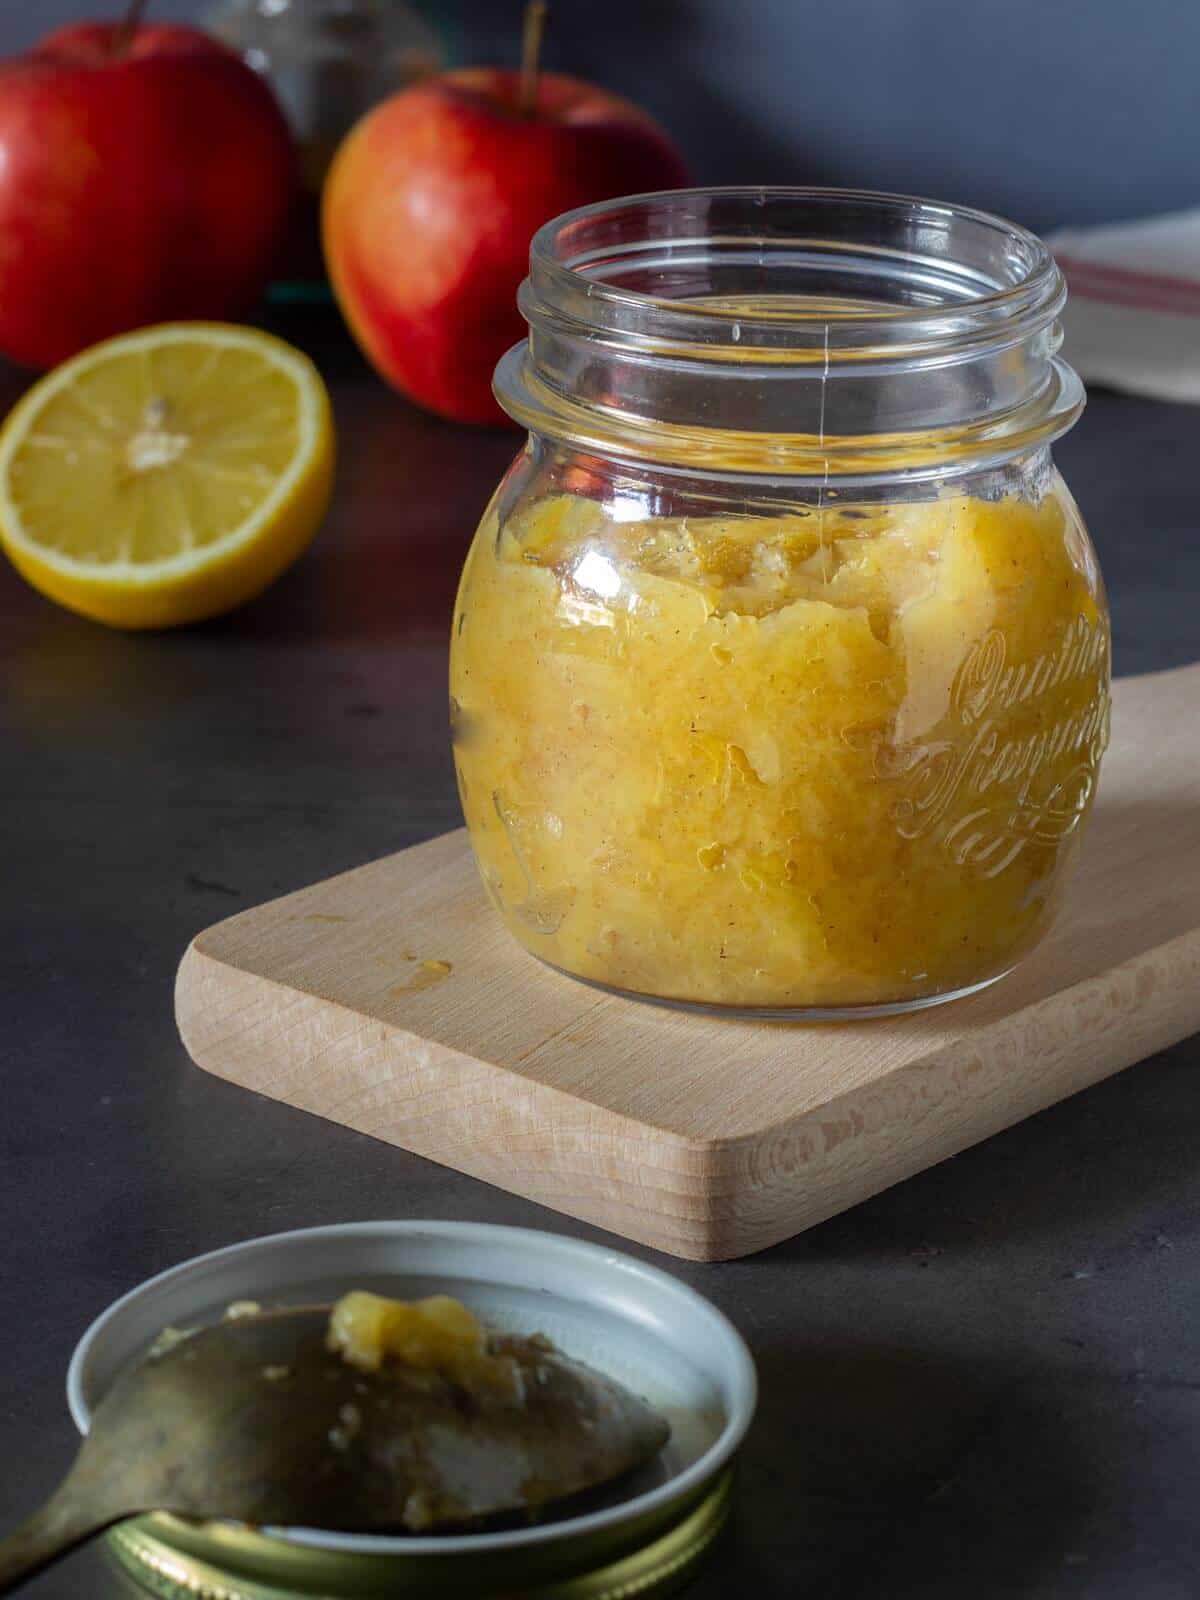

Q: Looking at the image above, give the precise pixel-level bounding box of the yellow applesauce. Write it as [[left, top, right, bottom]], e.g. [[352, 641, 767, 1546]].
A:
[[450, 483, 1110, 1010], [328, 1291, 520, 1397]]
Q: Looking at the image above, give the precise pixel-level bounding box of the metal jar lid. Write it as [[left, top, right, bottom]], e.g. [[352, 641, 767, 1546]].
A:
[[70, 1225, 756, 1600]]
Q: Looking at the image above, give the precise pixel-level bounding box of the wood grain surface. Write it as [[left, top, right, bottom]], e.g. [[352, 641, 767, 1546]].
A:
[[176, 663, 1200, 1261]]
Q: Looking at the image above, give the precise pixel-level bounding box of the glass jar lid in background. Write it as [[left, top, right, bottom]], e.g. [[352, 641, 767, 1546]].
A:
[[209, 0, 442, 186]]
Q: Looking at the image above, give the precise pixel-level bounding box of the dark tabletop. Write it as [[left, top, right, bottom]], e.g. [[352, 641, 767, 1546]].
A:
[[3, 309, 1199, 1600]]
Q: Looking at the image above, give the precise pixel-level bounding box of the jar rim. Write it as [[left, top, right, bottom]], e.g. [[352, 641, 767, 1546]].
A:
[[497, 186, 1083, 484], [526, 186, 1062, 352]]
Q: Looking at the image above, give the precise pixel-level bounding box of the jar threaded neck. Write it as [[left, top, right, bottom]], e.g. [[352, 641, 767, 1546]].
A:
[[495, 187, 1082, 484]]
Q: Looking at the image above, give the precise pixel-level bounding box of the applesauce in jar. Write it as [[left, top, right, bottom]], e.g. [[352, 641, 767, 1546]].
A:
[[451, 190, 1110, 1016]]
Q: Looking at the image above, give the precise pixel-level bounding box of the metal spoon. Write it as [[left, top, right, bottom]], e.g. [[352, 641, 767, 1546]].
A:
[[0, 1306, 670, 1592]]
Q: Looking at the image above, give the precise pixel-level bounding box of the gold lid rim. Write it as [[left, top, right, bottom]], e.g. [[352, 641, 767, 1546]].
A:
[[106, 1470, 734, 1600]]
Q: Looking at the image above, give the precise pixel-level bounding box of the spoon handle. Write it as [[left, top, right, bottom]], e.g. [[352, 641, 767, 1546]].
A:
[[0, 1486, 117, 1594]]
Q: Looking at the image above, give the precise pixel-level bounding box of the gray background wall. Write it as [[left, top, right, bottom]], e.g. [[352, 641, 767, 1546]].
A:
[[5, 0, 1198, 232]]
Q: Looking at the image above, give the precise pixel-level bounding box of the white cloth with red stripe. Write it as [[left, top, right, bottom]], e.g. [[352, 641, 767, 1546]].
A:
[[1046, 210, 1200, 405]]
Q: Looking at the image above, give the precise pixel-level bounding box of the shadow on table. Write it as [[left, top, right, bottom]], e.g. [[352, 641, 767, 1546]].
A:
[[756, 1027, 1196, 1271], [696, 1339, 1103, 1599]]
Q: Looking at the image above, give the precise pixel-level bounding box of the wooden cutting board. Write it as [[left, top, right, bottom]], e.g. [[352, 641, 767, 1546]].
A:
[[177, 663, 1200, 1261]]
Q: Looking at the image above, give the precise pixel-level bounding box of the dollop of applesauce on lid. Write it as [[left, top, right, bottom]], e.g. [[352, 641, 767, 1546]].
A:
[[450, 488, 1110, 1009], [327, 1291, 522, 1398]]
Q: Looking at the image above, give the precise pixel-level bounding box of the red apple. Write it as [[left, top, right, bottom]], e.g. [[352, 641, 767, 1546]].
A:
[[0, 20, 297, 370], [323, 68, 689, 425]]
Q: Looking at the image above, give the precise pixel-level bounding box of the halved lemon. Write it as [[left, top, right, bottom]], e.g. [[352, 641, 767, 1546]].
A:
[[0, 322, 335, 629]]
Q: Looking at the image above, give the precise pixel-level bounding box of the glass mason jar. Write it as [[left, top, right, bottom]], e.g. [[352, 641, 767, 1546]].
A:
[[450, 189, 1111, 1018]]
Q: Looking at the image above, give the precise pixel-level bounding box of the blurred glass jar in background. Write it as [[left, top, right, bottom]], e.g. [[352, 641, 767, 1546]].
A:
[[451, 189, 1111, 1018], [209, 0, 442, 285]]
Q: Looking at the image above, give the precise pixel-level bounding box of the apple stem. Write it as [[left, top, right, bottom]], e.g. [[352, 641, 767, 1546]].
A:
[[114, 0, 150, 54], [519, 1, 549, 116]]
